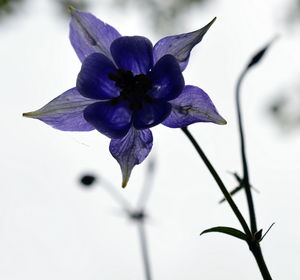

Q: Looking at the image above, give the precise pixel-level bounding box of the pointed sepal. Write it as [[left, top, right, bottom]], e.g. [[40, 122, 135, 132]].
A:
[[153, 17, 216, 71], [109, 128, 153, 188], [163, 85, 226, 128], [23, 88, 95, 131], [69, 7, 121, 62]]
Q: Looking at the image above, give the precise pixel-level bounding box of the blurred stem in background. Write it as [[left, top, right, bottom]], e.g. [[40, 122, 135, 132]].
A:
[[79, 158, 156, 280]]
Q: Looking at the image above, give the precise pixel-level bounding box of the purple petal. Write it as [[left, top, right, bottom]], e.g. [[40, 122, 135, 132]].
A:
[[163, 85, 227, 128], [148, 54, 184, 101], [83, 101, 132, 139], [77, 53, 119, 100], [23, 88, 95, 131], [109, 128, 153, 188], [69, 8, 121, 62], [153, 18, 216, 71], [110, 36, 153, 75], [133, 101, 172, 129]]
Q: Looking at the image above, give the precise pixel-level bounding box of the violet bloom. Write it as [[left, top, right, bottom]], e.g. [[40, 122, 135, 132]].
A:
[[23, 8, 226, 187]]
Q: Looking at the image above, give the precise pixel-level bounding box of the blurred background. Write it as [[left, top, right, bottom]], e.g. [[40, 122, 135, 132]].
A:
[[1, 0, 300, 279]]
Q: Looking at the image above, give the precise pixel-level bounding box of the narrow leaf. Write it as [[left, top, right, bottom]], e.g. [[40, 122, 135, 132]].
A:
[[200, 226, 248, 241]]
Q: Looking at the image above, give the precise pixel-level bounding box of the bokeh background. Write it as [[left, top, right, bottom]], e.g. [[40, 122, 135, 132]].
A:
[[1, 0, 300, 279]]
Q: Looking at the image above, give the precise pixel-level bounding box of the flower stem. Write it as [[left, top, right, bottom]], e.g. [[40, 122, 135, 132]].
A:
[[250, 242, 272, 280], [235, 68, 272, 279], [181, 127, 272, 280], [236, 68, 257, 234], [181, 127, 251, 237]]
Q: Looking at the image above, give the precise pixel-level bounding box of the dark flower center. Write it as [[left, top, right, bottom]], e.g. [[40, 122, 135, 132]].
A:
[[108, 69, 153, 110]]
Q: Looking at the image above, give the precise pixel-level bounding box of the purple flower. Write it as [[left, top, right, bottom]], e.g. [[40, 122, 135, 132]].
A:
[[23, 8, 226, 187]]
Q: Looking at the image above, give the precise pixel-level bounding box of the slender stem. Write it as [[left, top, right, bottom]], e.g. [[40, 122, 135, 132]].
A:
[[236, 69, 257, 234], [181, 127, 251, 237], [250, 242, 272, 280], [235, 69, 272, 279], [137, 221, 152, 280], [181, 127, 272, 279]]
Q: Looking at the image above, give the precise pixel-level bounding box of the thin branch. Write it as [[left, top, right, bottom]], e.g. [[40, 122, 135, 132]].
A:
[[181, 127, 251, 237], [236, 68, 258, 233]]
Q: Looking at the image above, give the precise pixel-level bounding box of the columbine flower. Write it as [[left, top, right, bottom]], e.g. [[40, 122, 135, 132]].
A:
[[23, 8, 226, 187]]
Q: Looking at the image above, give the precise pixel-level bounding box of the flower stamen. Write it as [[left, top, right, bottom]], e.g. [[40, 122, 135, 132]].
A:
[[109, 69, 153, 111]]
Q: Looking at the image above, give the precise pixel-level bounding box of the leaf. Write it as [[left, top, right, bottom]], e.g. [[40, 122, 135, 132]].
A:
[[200, 226, 248, 241], [254, 229, 263, 241]]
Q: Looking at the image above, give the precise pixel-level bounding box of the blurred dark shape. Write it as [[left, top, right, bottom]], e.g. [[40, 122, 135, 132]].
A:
[[56, 0, 88, 17], [0, 0, 24, 20], [268, 87, 300, 132], [129, 210, 146, 221], [113, 0, 210, 33], [80, 174, 96, 187], [246, 37, 277, 69]]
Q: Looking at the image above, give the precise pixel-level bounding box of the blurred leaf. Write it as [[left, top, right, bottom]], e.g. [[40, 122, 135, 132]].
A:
[[0, 0, 24, 19], [112, 0, 210, 34], [200, 226, 248, 241]]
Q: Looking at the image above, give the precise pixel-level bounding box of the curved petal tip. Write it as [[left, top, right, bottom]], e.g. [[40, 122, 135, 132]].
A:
[[217, 116, 227, 125], [67, 6, 75, 15], [122, 176, 130, 188]]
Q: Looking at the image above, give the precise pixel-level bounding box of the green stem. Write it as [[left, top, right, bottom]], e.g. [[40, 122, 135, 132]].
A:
[[250, 242, 272, 280], [181, 127, 251, 237], [181, 127, 272, 280], [236, 68, 257, 234], [235, 68, 272, 279]]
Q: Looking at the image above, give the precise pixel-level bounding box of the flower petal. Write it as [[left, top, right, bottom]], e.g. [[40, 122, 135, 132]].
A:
[[69, 8, 121, 62], [109, 128, 153, 188], [148, 54, 184, 101], [162, 85, 227, 128], [153, 18, 216, 71], [77, 53, 119, 100], [110, 36, 153, 75], [133, 101, 172, 129], [83, 101, 132, 138], [23, 88, 95, 131]]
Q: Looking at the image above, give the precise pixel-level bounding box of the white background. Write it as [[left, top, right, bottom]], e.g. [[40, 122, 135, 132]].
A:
[[1, 0, 300, 279]]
